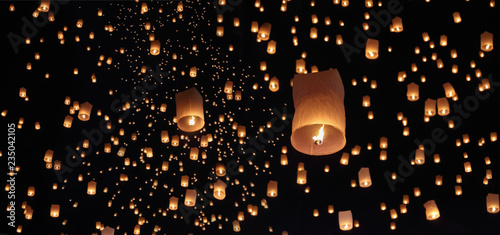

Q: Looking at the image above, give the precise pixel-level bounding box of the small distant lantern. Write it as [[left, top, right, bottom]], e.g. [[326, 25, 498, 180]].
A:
[[392, 17, 403, 32], [87, 181, 97, 195], [365, 38, 379, 59], [50, 204, 60, 217], [453, 12, 461, 23], [189, 67, 197, 77], [358, 167, 372, 188], [269, 77, 279, 92], [216, 163, 226, 177], [267, 180, 278, 197], [480, 31, 493, 52], [216, 26, 224, 37]]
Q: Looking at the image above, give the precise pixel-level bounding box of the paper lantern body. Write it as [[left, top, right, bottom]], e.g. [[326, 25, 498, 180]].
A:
[[291, 69, 346, 156], [338, 210, 353, 231], [175, 88, 205, 132], [481, 31, 493, 52], [487, 193, 499, 213], [358, 167, 372, 188], [423, 200, 440, 220], [78, 102, 92, 121]]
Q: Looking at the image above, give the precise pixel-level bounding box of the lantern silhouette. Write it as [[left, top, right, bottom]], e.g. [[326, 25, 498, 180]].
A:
[[358, 167, 372, 187], [185, 189, 197, 207], [437, 97, 449, 116], [486, 193, 499, 213], [338, 210, 353, 231], [267, 180, 278, 197], [407, 82, 419, 101], [290, 69, 346, 156], [150, 40, 160, 55], [258, 23, 271, 41], [481, 31, 493, 52], [78, 102, 92, 121], [365, 38, 379, 59], [423, 200, 440, 220], [213, 180, 227, 200], [175, 88, 204, 132]]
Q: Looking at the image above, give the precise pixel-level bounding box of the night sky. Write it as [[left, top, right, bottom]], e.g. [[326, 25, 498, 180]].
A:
[[1, 0, 499, 234]]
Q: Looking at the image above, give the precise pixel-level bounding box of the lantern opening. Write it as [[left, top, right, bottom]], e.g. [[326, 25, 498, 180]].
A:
[[313, 125, 325, 145]]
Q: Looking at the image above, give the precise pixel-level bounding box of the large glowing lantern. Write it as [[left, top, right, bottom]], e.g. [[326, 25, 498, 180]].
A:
[[213, 180, 227, 200], [175, 87, 204, 132], [423, 200, 440, 220], [365, 38, 379, 59], [358, 167, 372, 188], [291, 69, 346, 156], [338, 210, 353, 231]]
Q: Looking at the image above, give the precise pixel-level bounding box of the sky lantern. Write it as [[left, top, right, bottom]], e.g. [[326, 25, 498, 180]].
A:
[[291, 69, 346, 156], [486, 193, 499, 213], [213, 180, 227, 200], [78, 102, 92, 121], [424, 98, 436, 116], [50, 204, 60, 218], [257, 23, 271, 41], [169, 197, 178, 210], [175, 88, 204, 132], [150, 40, 160, 55], [423, 200, 440, 220], [407, 82, 419, 101], [185, 189, 197, 207], [453, 12, 461, 23], [481, 31, 493, 51], [296, 59, 306, 74], [437, 97, 450, 116], [358, 167, 372, 187], [338, 210, 353, 231], [365, 38, 379, 59], [87, 181, 97, 195], [391, 17, 403, 32], [269, 77, 279, 92], [267, 180, 278, 197], [267, 40, 277, 54]]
